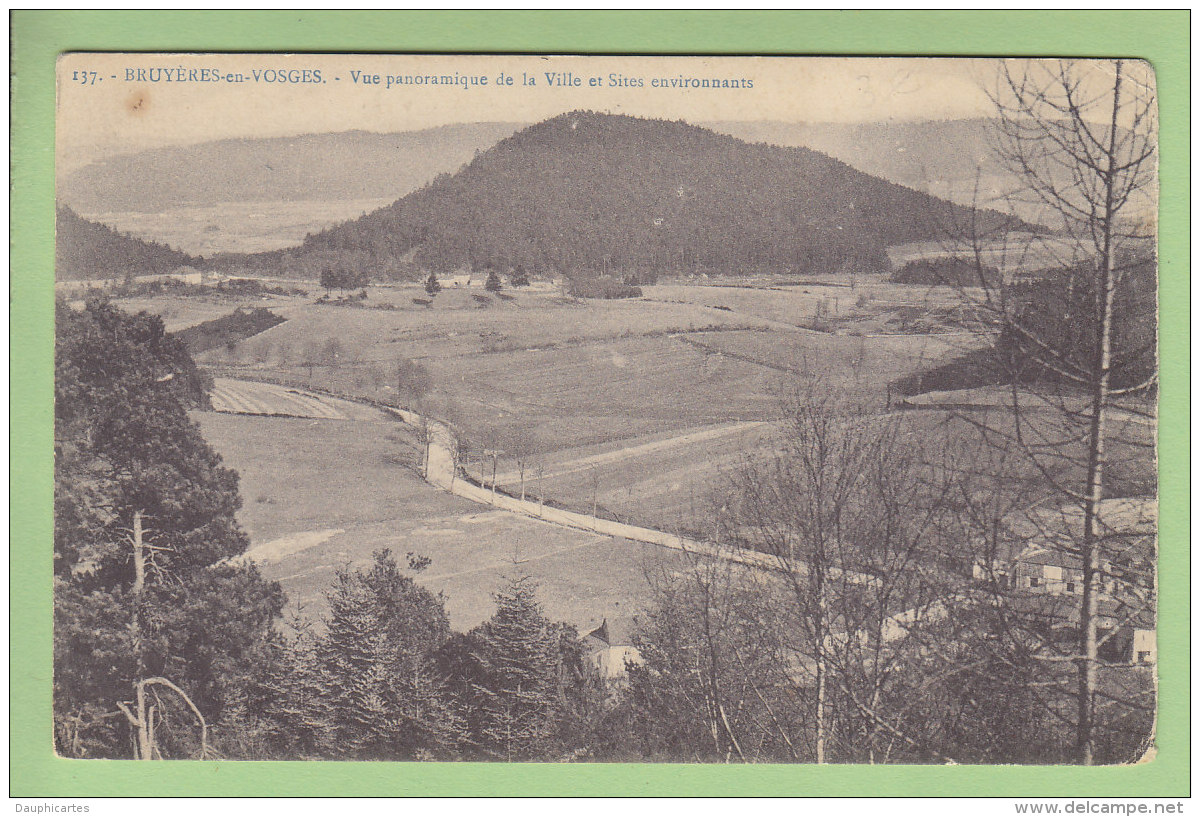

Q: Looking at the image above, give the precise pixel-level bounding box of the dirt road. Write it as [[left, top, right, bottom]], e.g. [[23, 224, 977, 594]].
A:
[[212, 377, 875, 584], [391, 405, 876, 583], [488, 420, 767, 485]]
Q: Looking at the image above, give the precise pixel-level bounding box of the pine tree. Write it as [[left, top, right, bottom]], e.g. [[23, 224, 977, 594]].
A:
[[466, 576, 562, 760], [256, 617, 333, 759], [484, 269, 503, 292], [424, 271, 442, 296], [54, 298, 283, 759], [314, 550, 465, 759]]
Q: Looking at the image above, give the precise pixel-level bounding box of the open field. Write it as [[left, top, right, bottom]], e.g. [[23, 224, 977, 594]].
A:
[[196, 409, 686, 631], [212, 332, 786, 456], [209, 377, 388, 421], [430, 334, 784, 449], [646, 281, 973, 332], [135, 280, 1014, 535], [886, 234, 1101, 279], [473, 420, 776, 533], [644, 283, 851, 329], [199, 285, 775, 364], [169, 273, 1153, 631], [189, 283, 984, 449], [109, 296, 260, 333], [678, 329, 989, 409]]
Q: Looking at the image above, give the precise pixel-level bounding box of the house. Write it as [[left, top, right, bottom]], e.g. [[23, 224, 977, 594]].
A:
[[973, 497, 1156, 664], [975, 497, 1155, 594], [581, 617, 642, 680], [1005, 593, 1156, 666]]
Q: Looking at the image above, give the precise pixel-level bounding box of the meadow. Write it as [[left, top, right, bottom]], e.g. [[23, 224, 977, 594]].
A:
[[143, 279, 999, 539], [109, 296, 254, 333], [142, 276, 1154, 631], [196, 409, 686, 631]]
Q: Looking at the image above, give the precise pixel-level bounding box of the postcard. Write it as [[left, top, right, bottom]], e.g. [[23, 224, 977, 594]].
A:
[[18, 22, 1185, 799]]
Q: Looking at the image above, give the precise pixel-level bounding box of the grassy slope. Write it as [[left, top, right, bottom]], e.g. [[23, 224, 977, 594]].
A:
[[179, 282, 1009, 526], [196, 410, 682, 631], [178, 283, 1152, 629], [147, 280, 1152, 538]]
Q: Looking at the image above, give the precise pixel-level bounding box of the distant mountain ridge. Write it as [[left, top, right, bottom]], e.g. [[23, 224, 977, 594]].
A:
[[59, 123, 527, 213], [708, 119, 1155, 227], [705, 118, 1003, 203], [232, 111, 1024, 278]]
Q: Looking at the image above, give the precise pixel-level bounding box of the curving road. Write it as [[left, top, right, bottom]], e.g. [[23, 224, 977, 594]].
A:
[[212, 378, 934, 639], [382, 405, 876, 584]]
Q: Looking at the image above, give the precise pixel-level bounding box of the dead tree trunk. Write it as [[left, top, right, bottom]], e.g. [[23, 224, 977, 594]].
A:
[[118, 677, 209, 761], [813, 570, 828, 764], [131, 510, 145, 596]]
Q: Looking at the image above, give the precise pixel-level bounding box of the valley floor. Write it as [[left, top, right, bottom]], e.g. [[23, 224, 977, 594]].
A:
[[197, 408, 686, 632]]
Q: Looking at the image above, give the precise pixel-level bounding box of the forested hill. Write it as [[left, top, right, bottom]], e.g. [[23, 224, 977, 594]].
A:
[[56, 206, 197, 281], [233, 112, 1023, 279]]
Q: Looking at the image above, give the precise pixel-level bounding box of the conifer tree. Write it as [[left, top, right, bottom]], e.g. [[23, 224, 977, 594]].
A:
[[54, 298, 283, 759], [256, 617, 333, 759], [509, 266, 530, 287], [315, 550, 465, 759], [465, 576, 562, 760]]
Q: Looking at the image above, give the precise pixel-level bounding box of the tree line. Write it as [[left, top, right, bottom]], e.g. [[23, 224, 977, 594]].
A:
[[55, 206, 198, 282]]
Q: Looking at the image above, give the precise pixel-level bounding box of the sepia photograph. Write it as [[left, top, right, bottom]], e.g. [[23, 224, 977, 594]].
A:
[[50, 51, 1159, 768]]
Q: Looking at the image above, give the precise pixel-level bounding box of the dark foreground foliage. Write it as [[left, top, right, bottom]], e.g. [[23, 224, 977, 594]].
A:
[[54, 299, 283, 759], [247, 554, 603, 762]]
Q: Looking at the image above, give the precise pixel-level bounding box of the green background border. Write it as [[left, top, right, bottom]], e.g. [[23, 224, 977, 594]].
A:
[[10, 10, 1189, 797]]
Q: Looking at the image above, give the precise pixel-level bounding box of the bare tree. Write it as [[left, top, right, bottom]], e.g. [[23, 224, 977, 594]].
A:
[[396, 358, 433, 406], [116, 510, 211, 760], [721, 377, 964, 763], [622, 374, 981, 763], [627, 553, 800, 763], [933, 59, 1159, 764], [999, 60, 1156, 766]]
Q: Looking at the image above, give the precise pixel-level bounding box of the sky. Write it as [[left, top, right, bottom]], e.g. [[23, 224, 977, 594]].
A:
[[57, 54, 1006, 172]]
